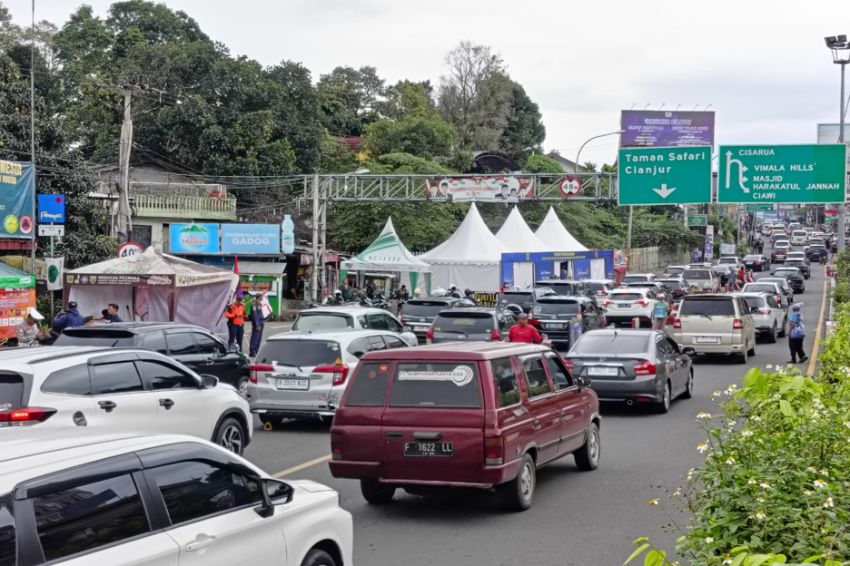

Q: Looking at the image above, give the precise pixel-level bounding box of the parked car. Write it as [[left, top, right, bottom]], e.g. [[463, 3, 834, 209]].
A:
[[682, 267, 719, 293], [741, 281, 790, 309], [670, 294, 756, 363], [499, 287, 557, 313], [742, 254, 770, 272], [293, 305, 417, 344], [0, 430, 352, 566], [248, 329, 411, 424], [732, 292, 786, 343], [0, 346, 252, 453], [805, 244, 828, 263], [772, 266, 806, 293], [400, 296, 465, 344], [585, 279, 617, 297], [622, 273, 656, 284], [790, 230, 808, 246], [54, 322, 252, 396], [329, 342, 601, 510], [660, 265, 687, 278], [534, 279, 593, 299], [600, 287, 661, 328], [428, 307, 515, 344], [532, 295, 606, 350], [565, 329, 693, 413], [757, 277, 795, 306]]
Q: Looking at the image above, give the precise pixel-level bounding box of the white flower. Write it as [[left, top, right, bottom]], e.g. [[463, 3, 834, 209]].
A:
[[725, 456, 736, 465], [697, 441, 709, 454], [711, 390, 722, 400], [803, 489, 813, 496], [814, 479, 828, 489], [695, 411, 712, 420], [672, 488, 682, 497], [843, 421, 850, 429], [765, 364, 773, 369], [705, 537, 714, 543], [807, 466, 818, 474], [722, 556, 733, 565], [750, 415, 762, 422], [756, 497, 765, 503], [726, 421, 737, 430], [747, 478, 757, 485], [760, 482, 771, 490], [754, 510, 767, 520], [687, 468, 697, 481], [820, 468, 830, 477], [824, 497, 834, 508], [741, 429, 754, 437]]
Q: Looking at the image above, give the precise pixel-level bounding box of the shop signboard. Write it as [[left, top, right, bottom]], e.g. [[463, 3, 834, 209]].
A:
[[0, 288, 36, 340], [221, 224, 281, 255], [169, 223, 220, 254], [0, 160, 35, 239]]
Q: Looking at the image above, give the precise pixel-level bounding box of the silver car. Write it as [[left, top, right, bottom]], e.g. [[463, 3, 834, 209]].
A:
[[670, 294, 756, 363], [248, 329, 412, 424]]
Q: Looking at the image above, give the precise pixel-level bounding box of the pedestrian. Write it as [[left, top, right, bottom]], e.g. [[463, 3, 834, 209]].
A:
[[249, 293, 265, 357], [788, 305, 808, 364], [736, 266, 746, 290], [652, 295, 668, 330], [52, 301, 85, 333], [225, 296, 246, 352], [104, 303, 122, 323], [508, 313, 544, 344], [366, 280, 375, 300], [338, 280, 351, 302], [399, 284, 410, 302], [16, 307, 49, 347], [464, 288, 479, 305]]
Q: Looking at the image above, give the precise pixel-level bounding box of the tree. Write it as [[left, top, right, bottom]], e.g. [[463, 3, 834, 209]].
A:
[[499, 81, 545, 160], [522, 154, 564, 174], [376, 80, 436, 120], [317, 65, 385, 136], [362, 116, 457, 160]]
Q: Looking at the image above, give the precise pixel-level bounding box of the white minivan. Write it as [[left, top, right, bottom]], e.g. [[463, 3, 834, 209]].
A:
[[790, 230, 808, 246]]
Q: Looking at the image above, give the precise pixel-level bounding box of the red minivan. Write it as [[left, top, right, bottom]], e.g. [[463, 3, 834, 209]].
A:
[[329, 342, 600, 511]]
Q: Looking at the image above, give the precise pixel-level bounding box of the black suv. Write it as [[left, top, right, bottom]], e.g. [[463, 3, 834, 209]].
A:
[[498, 288, 556, 314], [532, 296, 607, 350], [401, 296, 464, 344], [54, 322, 251, 395], [428, 307, 515, 344]]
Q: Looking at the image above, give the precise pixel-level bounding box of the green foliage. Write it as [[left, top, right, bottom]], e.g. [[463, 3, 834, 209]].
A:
[[499, 81, 545, 160], [818, 304, 850, 383], [317, 65, 384, 136], [364, 152, 454, 175], [363, 116, 457, 160], [522, 154, 564, 174], [376, 80, 437, 121], [318, 135, 358, 174]]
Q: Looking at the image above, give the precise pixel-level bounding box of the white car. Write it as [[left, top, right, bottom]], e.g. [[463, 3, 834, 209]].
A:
[[790, 230, 808, 246], [0, 346, 252, 454], [292, 306, 417, 345], [733, 292, 786, 343], [601, 287, 661, 327], [741, 281, 789, 309], [621, 273, 656, 284], [0, 430, 353, 566], [249, 329, 411, 424]]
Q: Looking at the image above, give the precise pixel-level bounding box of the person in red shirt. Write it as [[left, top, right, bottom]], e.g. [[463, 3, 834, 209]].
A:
[[508, 313, 543, 344]]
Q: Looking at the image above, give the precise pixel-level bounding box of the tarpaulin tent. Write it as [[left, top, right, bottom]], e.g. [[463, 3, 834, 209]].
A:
[[495, 207, 549, 252], [420, 203, 507, 292], [64, 247, 238, 334], [341, 218, 431, 294], [535, 206, 589, 252], [0, 263, 35, 341]]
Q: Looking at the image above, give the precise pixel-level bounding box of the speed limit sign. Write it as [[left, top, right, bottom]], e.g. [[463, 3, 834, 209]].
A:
[[559, 176, 582, 198], [117, 242, 144, 258]]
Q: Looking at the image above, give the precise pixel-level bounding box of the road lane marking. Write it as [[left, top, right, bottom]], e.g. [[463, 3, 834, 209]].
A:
[[806, 274, 829, 377], [272, 454, 331, 478]]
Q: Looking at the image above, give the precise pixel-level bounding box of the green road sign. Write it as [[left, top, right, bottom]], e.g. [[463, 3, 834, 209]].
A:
[[746, 203, 775, 212], [687, 214, 708, 226], [718, 144, 847, 204], [618, 146, 712, 205]]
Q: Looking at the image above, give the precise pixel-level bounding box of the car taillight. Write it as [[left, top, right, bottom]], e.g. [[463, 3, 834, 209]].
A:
[[755, 260, 761, 266], [331, 432, 343, 461], [249, 364, 274, 384], [426, 326, 434, 344], [315, 364, 350, 386], [673, 318, 682, 329], [601, 299, 612, 307], [775, 294, 782, 304], [0, 407, 55, 426], [634, 361, 657, 376], [635, 300, 649, 307], [562, 358, 574, 373], [490, 328, 501, 341], [733, 319, 744, 329], [484, 436, 505, 466]]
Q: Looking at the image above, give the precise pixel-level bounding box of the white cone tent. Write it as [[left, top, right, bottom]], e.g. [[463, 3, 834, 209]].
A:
[[535, 206, 588, 251], [340, 217, 431, 293], [420, 203, 507, 292], [495, 207, 549, 252]]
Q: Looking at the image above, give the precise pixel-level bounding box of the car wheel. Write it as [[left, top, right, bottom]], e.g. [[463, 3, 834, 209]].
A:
[[748, 340, 756, 357], [360, 479, 395, 505], [767, 324, 777, 343], [214, 417, 245, 455], [236, 376, 249, 398], [574, 422, 600, 471], [300, 549, 337, 566], [681, 369, 694, 399], [655, 381, 671, 413], [501, 453, 536, 511]]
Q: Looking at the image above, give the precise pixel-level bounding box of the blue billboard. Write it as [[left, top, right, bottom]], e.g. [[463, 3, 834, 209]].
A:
[[169, 223, 220, 254], [38, 194, 66, 224], [0, 160, 35, 239], [221, 224, 280, 255]]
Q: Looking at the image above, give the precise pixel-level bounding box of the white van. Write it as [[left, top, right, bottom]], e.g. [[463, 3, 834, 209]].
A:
[[790, 230, 807, 246]]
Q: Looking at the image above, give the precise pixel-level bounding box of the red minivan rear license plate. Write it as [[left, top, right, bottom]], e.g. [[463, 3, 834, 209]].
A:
[[404, 442, 453, 457]]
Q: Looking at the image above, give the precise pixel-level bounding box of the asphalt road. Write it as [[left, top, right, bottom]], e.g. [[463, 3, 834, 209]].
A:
[[243, 255, 827, 565]]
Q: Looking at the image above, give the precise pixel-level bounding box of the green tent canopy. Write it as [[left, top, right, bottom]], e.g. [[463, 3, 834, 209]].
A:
[[0, 262, 35, 289]]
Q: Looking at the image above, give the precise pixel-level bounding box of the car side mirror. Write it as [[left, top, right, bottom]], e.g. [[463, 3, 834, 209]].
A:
[[576, 375, 591, 388], [255, 477, 293, 518], [200, 374, 219, 389]]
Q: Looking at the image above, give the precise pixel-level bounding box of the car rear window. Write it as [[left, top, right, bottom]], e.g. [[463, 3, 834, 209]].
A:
[[292, 313, 353, 331], [403, 301, 452, 317], [586, 281, 613, 291], [499, 292, 532, 304], [664, 267, 684, 275], [658, 280, 683, 290], [743, 296, 765, 309], [256, 340, 342, 367], [609, 293, 644, 301], [389, 362, 481, 408], [744, 255, 761, 260], [345, 362, 391, 406], [680, 298, 735, 317], [535, 301, 580, 315], [572, 334, 650, 355], [0, 373, 24, 410], [433, 313, 494, 333], [54, 329, 136, 347], [683, 269, 711, 279], [743, 284, 777, 294], [538, 283, 579, 295], [622, 275, 649, 283]]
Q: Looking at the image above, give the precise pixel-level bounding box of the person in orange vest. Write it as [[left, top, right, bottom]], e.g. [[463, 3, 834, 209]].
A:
[[225, 296, 246, 352]]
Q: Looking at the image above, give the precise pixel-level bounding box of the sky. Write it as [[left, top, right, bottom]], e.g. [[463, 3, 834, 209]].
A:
[[6, 0, 850, 166]]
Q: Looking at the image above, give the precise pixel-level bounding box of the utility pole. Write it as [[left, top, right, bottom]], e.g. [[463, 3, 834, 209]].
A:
[[311, 173, 319, 301], [29, 0, 36, 271], [116, 86, 138, 243]]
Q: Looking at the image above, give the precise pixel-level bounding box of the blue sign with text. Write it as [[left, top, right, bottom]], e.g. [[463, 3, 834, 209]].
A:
[[38, 194, 66, 224], [221, 224, 281, 255], [0, 160, 36, 238], [169, 223, 221, 254]]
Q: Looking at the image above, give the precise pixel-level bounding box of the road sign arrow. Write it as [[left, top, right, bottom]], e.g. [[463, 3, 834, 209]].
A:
[[652, 183, 676, 199]]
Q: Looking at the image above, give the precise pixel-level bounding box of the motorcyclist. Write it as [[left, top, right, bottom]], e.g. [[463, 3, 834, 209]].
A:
[[326, 289, 344, 305], [448, 284, 461, 299], [464, 288, 479, 305]]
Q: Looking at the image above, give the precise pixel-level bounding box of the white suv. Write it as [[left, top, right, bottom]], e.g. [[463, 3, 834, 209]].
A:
[[601, 287, 661, 327], [292, 306, 417, 345], [0, 430, 353, 566], [0, 346, 252, 454], [671, 294, 756, 363]]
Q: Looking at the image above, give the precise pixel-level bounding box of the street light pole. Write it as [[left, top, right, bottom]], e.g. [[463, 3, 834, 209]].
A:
[[574, 129, 625, 174], [826, 35, 850, 251]]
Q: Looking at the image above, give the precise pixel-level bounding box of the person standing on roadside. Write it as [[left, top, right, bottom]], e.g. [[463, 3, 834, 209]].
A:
[[508, 313, 543, 344], [652, 295, 668, 330], [52, 301, 84, 333], [788, 305, 808, 364], [225, 296, 246, 352], [248, 293, 265, 357], [16, 308, 49, 347]]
